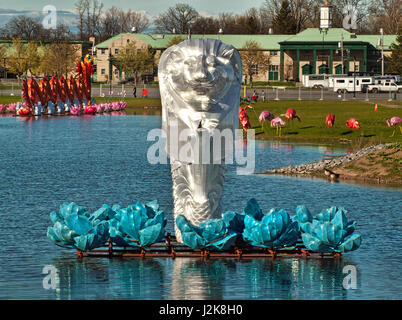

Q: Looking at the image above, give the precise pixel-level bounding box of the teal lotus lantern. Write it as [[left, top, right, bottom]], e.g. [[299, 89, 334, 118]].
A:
[[295, 205, 362, 253], [242, 199, 300, 249], [176, 215, 238, 250], [47, 202, 110, 251], [109, 201, 167, 247]]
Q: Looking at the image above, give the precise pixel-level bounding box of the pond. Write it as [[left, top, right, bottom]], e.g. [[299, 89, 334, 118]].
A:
[[0, 114, 400, 300]]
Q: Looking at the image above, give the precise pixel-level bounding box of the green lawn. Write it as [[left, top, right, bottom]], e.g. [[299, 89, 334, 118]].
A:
[[0, 95, 22, 105], [1, 95, 401, 144], [243, 100, 402, 144]]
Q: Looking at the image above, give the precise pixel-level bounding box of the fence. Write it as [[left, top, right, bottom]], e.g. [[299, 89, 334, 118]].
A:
[[0, 82, 400, 102]]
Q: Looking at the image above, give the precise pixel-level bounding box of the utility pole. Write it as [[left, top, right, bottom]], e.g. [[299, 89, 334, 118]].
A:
[[340, 33, 344, 74], [380, 28, 384, 76]]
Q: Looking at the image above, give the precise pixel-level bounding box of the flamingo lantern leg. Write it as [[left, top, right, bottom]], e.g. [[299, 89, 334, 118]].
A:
[[387, 117, 402, 137], [390, 126, 402, 138]]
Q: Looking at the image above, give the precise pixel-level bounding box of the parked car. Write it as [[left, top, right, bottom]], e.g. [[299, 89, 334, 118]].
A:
[[367, 82, 399, 93]]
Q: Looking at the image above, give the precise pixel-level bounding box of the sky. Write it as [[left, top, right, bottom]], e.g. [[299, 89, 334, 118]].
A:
[[0, 0, 267, 16]]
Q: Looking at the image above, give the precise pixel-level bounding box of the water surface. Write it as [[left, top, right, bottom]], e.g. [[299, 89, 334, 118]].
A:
[[0, 115, 400, 300]]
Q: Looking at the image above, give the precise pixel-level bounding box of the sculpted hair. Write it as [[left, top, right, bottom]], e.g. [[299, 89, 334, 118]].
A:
[[159, 38, 242, 82]]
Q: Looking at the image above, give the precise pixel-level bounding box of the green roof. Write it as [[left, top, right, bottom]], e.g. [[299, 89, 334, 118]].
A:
[[355, 35, 397, 50], [95, 33, 131, 49], [95, 28, 398, 51], [281, 28, 397, 50], [281, 28, 354, 43], [96, 33, 291, 50]]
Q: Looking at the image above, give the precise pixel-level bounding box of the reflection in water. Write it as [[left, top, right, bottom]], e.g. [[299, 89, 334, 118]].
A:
[[240, 258, 354, 300], [170, 259, 236, 300], [50, 256, 357, 300], [51, 257, 165, 300]]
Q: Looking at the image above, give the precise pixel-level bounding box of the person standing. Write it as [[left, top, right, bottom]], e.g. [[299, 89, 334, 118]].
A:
[[133, 85, 137, 98], [261, 90, 265, 102]]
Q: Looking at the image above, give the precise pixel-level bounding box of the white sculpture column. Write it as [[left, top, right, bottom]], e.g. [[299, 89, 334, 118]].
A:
[[158, 38, 242, 242]]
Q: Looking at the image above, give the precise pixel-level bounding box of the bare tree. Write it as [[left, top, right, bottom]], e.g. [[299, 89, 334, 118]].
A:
[[100, 7, 149, 40], [48, 24, 73, 42], [75, 0, 87, 41], [240, 40, 270, 84], [192, 16, 220, 34], [75, 0, 103, 40], [123, 10, 150, 33], [217, 13, 249, 34], [0, 16, 45, 40], [368, 0, 401, 34], [155, 3, 199, 34]]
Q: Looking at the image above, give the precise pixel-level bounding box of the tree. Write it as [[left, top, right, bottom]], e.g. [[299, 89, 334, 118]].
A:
[[368, 0, 401, 34], [166, 36, 187, 47], [272, 0, 298, 34], [7, 39, 41, 78], [48, 24, 73, 42], [191, 16, 220, 34], [0, 16, 44, 40], [0, 45, 7, 81], [114, 42, 154, 86], [75, 0, 104, 40], [122, 10, 150, 33], [39, 42, 79, 78], [75, 0, 87, 41], [0, 45, 7, 61], [262, 0, 319, 33], [240, 40, 270, 85], [155, 3, 199, 34], [387, 25, 402, 74], [100, 7, 149, 41]]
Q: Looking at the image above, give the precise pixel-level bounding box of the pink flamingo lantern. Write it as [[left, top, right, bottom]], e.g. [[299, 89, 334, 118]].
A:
[[386, 117, 402, 137]]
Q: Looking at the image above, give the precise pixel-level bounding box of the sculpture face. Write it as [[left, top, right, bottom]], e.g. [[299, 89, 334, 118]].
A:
[[159, 39, 242, 112]]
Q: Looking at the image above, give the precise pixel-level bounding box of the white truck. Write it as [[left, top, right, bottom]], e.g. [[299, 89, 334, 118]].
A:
[[367, 82, 400, 93]]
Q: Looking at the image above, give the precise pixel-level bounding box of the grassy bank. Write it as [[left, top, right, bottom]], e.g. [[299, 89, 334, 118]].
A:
[[1, 96, 401, 144], [321, 143, 402, 185], [242, 100, 402, 145]]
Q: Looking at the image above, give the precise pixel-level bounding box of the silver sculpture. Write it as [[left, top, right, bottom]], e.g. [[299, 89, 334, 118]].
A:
[[159, 38, 242, 242]]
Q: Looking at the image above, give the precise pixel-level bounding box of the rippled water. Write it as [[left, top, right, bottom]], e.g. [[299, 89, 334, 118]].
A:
[[0, 115, 401, 300]]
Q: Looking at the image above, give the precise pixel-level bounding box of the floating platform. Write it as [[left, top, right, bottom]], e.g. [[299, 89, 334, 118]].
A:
[[77, 234, 342, 260]]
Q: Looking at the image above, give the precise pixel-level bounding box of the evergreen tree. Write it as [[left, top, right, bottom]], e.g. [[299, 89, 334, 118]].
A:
[[272, 0, 297, 34], [387, 25, 402, 74]]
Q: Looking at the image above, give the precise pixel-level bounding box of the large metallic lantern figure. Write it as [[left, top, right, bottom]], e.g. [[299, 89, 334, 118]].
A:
[[159, 38, 242, 242]]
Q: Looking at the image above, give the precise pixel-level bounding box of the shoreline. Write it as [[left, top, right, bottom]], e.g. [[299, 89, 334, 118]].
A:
[[258, 143, 402, 186]]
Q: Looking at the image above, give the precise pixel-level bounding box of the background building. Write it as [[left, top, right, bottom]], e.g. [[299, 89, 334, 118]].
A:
[[94, 2, 397, 84]]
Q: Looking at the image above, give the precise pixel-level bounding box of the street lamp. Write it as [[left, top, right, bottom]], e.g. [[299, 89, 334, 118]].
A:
[[379, 28, 384, 76], [218, 28, 223, 40], [109, 51, 113, 94], [3, 58, 6, 79], [351, 53, 357, 98], [338, 33, 344, 74]]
